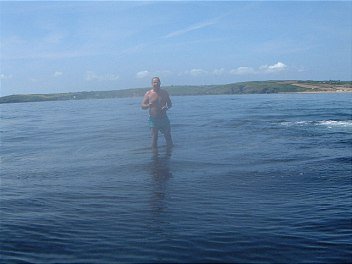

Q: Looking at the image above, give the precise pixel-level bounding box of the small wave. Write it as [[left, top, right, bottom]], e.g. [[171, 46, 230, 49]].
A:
[[280, 121, 310, 126], [280, 120, 352, 128], [317, 120, 352, 128]]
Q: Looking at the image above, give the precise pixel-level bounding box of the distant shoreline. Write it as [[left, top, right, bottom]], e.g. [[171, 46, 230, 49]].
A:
[[292, 90, 352, 94], [296, 91, 352, 94], [1, 80, 351, 104]]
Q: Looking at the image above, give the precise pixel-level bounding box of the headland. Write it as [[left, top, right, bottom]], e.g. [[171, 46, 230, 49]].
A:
[[1, 80, 351, 104]]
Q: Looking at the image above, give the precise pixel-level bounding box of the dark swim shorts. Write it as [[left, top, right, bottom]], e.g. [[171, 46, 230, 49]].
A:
[[148, 115, 170, 134]]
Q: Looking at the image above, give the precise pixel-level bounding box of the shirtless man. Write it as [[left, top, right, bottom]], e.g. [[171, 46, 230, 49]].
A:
[[141, 77, 173, 149]]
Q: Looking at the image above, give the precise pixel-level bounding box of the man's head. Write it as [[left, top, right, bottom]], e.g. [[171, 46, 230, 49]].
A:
[[152, 77, 161, 91]]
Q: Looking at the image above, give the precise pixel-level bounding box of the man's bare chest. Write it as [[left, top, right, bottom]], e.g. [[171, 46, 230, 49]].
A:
[[149, 92, 165, 104]]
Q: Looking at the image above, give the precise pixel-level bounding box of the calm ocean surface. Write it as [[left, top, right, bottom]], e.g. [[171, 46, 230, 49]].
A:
[[1, 93, 351, 263]]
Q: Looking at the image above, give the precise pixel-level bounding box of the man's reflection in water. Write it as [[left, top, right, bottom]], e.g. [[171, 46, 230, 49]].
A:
[[150, 147, 172, 215]]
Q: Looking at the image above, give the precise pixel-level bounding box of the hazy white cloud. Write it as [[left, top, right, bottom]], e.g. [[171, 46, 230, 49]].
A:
[[259, 62, 287, 73], [297, 67, 305, 72], [136, 70, 150, 79], [180, 62, 289, 78], [0, 73, 13, 80], [188, 69, 208, 76], [230, 67, 255, 75], [164, 20, 216, 39], [213, 68, 225, 76], [293, 65, 306, 72], [230, 62, 288, 75], [135, 70, 173, 80], [86, 71, 119, 81], [53, 71, 63, 77]]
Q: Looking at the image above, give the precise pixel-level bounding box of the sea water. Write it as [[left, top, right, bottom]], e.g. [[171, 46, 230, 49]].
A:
[[1, 93, 351, 263]]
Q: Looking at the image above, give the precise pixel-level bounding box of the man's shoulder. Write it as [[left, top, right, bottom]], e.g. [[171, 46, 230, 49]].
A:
[[145, 89, 153, 95]]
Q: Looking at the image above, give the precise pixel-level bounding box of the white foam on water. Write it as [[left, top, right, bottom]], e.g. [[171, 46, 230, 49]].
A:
[[317, 120, 352, 128], [280, 121, 311, 126], [280, 120, 352, 128]]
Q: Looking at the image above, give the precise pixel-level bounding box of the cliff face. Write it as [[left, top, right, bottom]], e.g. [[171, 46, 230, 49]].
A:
[[1, 81, 351, 104]]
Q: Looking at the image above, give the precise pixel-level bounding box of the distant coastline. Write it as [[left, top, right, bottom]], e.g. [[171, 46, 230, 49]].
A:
[[1, 80, 351, 104]]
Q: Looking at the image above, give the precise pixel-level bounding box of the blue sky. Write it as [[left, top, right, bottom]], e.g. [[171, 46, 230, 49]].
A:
[[1, 1, 351, 96]]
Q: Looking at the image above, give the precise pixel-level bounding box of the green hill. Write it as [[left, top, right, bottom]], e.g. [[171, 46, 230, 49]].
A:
[[1, 80, 351, 104]]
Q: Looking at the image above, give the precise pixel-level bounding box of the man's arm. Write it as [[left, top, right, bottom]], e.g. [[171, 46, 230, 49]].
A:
[[141, 92, 150, 110], [165, 91, 172, 109]]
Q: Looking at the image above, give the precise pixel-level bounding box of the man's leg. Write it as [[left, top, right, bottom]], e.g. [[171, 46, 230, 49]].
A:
[[151, 127, 158, 149], [163, 126, 173, 148]]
